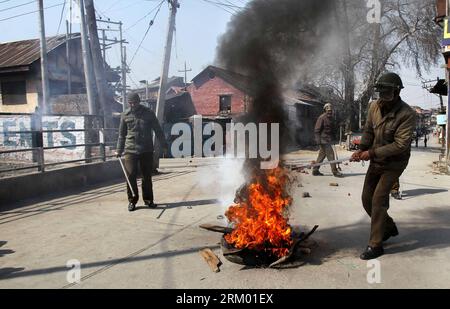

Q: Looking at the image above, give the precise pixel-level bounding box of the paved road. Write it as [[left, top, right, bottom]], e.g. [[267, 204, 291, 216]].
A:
[[1, 139, 449, 288]]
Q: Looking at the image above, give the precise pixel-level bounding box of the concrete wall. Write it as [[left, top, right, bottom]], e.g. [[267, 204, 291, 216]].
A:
[[0, 160, 122, 206]]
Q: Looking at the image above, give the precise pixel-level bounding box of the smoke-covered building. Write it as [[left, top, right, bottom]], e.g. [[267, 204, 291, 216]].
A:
[[284, 87, 327, 147], [188, 65, 252, 120], [0, 34, 119, 114], [188, 65, 325, 147]]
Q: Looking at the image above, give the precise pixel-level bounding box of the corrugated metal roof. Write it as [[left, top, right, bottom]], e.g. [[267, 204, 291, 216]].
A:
[[0, 34, 79, 69], [148, 76, 184, 89]]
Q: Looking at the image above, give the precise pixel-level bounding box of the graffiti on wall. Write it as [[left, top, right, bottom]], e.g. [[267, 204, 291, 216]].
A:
[[0, 115, 86, 163]]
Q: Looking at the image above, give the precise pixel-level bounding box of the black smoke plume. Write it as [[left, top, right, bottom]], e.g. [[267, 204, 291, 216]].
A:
[[217, 0, 334, 155]]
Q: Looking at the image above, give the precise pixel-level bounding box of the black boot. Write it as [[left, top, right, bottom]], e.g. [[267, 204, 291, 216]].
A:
[[312, 170, 324, 176], [383, 225, 399, 242], [333, 171, 344, 178], [128, 203, 136, 212], [145, 202, 157, 209], [360, 246, 384, 260]]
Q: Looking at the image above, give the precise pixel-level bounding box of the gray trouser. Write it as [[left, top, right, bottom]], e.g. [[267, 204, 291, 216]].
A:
[[314, 144, 337, 173]]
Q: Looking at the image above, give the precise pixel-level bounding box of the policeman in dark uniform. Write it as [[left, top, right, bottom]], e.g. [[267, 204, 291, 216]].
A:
[[116, 93, 168, 211], [351, 73, 416, 260], [313, 103, 344, 178]]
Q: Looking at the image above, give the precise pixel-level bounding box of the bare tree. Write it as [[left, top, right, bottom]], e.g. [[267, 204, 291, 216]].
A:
[[312, 0, 441, 131], [358, 0, 441, 122]]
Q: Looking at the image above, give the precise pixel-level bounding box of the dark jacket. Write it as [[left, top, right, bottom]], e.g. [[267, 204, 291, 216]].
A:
[[116, 105, 167, 155], [360, 98, 416, 169], [314, 113, 335, 145]]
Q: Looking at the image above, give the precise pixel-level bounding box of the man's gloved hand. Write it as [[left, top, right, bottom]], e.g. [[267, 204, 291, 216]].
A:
[[359, 151, 371, 161], [115, 151, 122, 158], [350, 150, 362, 162]]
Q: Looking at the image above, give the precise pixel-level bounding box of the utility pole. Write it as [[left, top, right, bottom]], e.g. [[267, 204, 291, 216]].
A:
[[102, 30, 107, 68], [66, 21, 72, 95], [122, 46, 128, 111], [78, 0, 96, 115], [96, 18, 128, 111], [66, 0, 72, 95], [178, 61, 192, 90], [447, 69, 450, 165], [154, 0, 179, 167], [446, 0, 450, 166], [120, 22, 127, 111], [156, 0, 179, 121], [85, 0, 112, 125], [37, 0, 50, 114]]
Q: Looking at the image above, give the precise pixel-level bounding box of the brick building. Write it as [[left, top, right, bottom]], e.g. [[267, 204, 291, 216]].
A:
[[188, 65, 251, 120]]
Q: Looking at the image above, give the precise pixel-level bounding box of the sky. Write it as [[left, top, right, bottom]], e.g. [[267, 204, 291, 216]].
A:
[[0, 0, 446, 110]]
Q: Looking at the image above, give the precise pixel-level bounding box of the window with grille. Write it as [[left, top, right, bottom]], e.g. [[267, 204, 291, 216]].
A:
[[219, 95, 231, 113]]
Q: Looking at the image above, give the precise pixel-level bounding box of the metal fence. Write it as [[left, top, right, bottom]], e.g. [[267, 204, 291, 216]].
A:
[[0, 112, 119, 175]]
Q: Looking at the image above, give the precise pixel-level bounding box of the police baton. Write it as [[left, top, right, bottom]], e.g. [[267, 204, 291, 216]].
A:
[[288, 157, 353, 171], [118, 157, 136, 198], [332, 144, 342, 171]]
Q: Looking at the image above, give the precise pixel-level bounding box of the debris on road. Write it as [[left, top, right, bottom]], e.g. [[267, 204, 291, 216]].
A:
[[330, 183, 339, 187], [200, 223, 233, 234], [199, 248, 222, 273], [302, 192, 311, 198]]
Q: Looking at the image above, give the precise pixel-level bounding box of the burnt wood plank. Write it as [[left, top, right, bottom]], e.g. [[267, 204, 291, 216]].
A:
[[199, 248, 222, 273], [199, 224, 233, 234]]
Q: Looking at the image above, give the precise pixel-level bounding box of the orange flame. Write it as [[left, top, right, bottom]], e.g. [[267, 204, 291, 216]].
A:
[[225, 167, 293, 258]]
